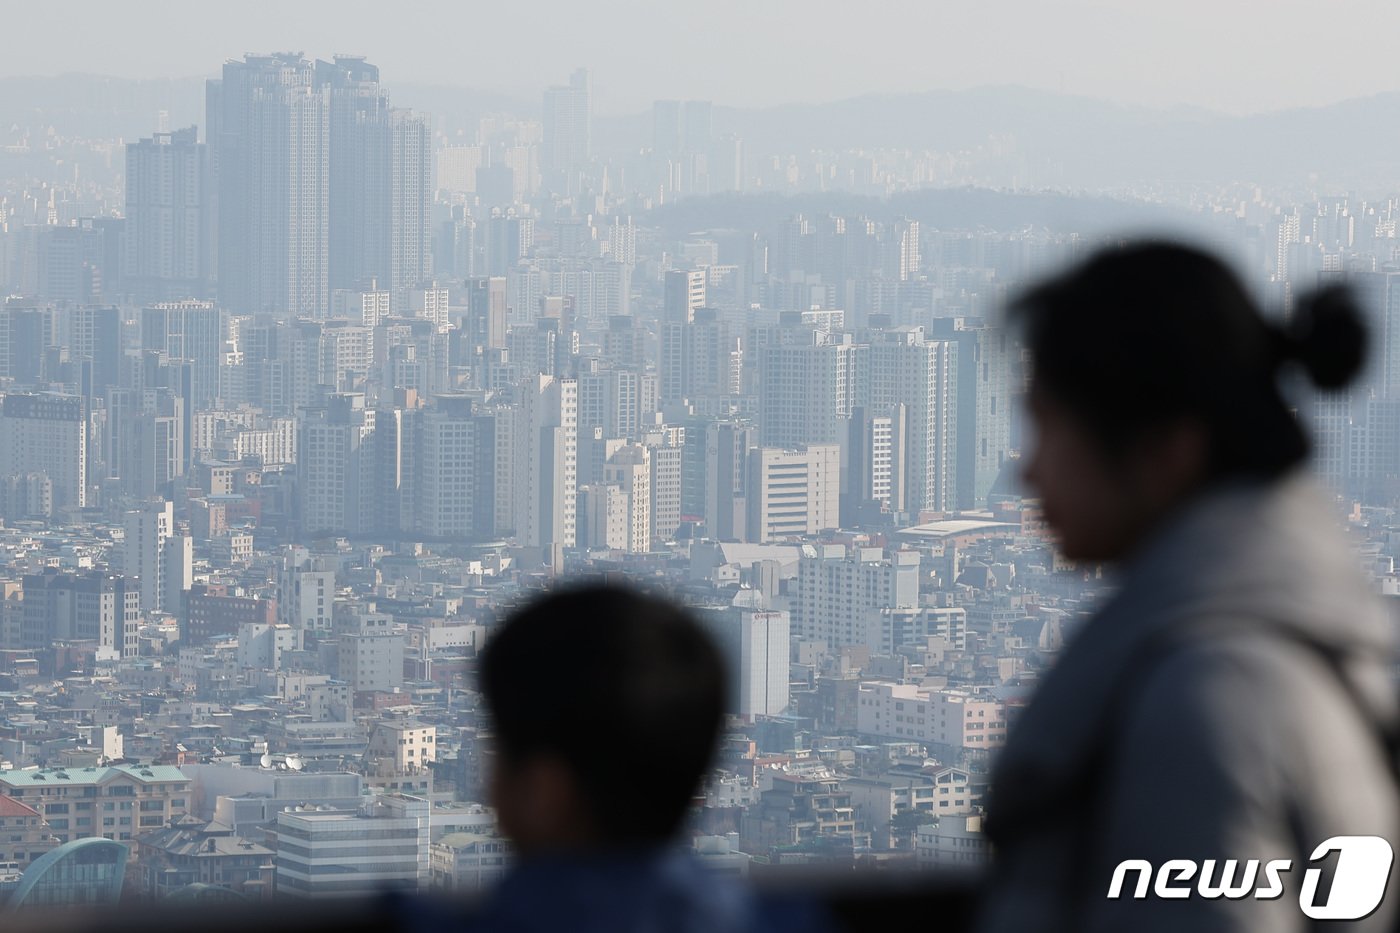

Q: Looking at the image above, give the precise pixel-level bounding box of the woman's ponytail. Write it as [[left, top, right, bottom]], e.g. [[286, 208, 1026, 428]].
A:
[[1278, 285, 1368, 390]]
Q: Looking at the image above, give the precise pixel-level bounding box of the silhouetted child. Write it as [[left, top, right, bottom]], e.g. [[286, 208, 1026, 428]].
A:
[[463, 583, 830, 932]]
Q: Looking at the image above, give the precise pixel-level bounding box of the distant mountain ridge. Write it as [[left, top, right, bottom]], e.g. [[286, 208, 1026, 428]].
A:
[[1, 75, 1396, 189]]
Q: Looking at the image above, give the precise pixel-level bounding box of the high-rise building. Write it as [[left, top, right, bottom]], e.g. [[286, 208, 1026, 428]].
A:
[[660, 269, 707, 406], [0, 393, 86, 512], [700, 597, 790, 720], [578, 483, 630, 551], [141, 300, 223, 409], [298, 393, 377, 538], [704, 420, 757, 541], [124, 127, 212, 302], [0, 306, 53, 385], [759, 331, 863, 448], [118, 388, 186, 499], [541, 68, 590, 192], [416, 394, 494, 540], [122, 500, 192, 619], [390, 109, 432, 295], [931, 317, 1012, 509], [325, 56, 390, 296], [842, 404, 907, 523], [512, 374, 578, 548], [602, 443, 651, 552], [643, 427, 685, 542], [209, 53, 329, 316], [886, 217, 921, 281], [868, 327, 958, 514], [466, 277, 508, 351], [66, 306, 122, 400]]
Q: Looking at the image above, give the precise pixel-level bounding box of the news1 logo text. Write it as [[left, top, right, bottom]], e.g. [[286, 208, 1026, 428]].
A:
[[1108, 836, 1394, 921]]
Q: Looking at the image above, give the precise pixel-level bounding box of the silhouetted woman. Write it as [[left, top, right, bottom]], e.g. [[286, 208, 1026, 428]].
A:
[[977, 242, 1399, 933]]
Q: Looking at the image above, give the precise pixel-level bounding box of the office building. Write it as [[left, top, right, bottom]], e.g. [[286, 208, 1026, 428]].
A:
[[274, 793, 429, 898], [700, 597, 790, 720], [744, 444, 840, 543]]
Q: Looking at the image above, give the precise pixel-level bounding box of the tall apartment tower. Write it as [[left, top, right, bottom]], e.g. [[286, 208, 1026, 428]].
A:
[[930, 317, 1012, 509], [0, 393, 87, 513], [390, 109, 432, 295], [512, 374, 578, 549], [141, 300, 223, 409], [659, 269, 707, 406], [602, 443, 652, 553], [122, 500, 192, 618], [124, 127, 213, 302], [466, 277, 508, 351], [759, 330, 863, 448], [325, 55, 391, 296], [869, 327, 958, 515], [209, 53, 329, 316], [299, 392, 378, 538], [417, 394, 495, 541], [541, 68, 591, 192]]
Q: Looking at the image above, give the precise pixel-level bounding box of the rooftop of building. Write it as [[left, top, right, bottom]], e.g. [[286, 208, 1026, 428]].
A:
[[0, 763, 188, 788], [895, 519, 1019, 540]]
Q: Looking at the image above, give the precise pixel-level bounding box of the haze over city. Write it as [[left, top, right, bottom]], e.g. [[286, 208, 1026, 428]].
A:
[[7, 0, 1400, 114], [0, 3, 1398, 928]]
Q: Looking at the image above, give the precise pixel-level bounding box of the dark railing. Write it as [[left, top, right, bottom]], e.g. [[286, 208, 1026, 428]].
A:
[[6, 870, 984, 933]]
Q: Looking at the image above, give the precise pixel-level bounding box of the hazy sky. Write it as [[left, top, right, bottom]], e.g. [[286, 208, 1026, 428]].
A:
[[8, 0, 1399, 115]]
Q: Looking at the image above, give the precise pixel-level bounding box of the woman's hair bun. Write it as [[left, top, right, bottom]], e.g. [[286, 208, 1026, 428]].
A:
[[1280, 284, 1368, 390]]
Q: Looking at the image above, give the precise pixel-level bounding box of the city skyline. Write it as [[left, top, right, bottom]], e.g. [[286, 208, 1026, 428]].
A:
[[0, 19, 1398, 918]]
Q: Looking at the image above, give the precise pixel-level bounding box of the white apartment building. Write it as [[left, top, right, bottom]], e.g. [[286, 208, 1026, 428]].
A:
[[122, 499, 191, 617], [794, 545, 920, 649], [857, 682, 1007, 750], [603, 444, 651, 552], [512, 374, 577, 548]]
